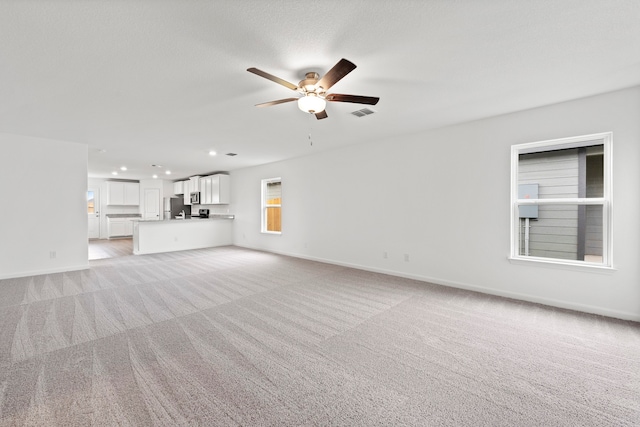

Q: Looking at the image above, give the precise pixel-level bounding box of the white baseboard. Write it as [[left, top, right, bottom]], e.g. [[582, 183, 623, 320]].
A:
[[0, 263, 89, 280], [235, 244, 640, 322]]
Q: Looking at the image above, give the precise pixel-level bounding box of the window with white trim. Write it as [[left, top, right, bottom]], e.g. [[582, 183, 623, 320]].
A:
[[510, 132, 612, 267], [261, 178, 281, 234]]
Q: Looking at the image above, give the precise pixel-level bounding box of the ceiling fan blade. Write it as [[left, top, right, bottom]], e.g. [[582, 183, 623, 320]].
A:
[[255, 98, 299, 107], [316, 58, 356, 91], [315, 110, 328, 120], [326, 94, 380, 105], [247, 67, 299, 91]]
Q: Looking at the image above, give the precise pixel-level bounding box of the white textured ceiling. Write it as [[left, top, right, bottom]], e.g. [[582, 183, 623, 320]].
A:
[[1, 1, 639, 180]]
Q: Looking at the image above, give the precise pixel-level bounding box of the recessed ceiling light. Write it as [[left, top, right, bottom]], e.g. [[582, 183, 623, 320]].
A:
[[111, 171, 118, 175], [152, 174, 158, 179], [165, 170, 171, 175], [209, 150, 217, 156], [120, 166, 127, 171]]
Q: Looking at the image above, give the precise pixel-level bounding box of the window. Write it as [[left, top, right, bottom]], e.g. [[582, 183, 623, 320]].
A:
[[87, 191, 96, 214], [261, 178, 282, 233], [510, 132, 612, 268]]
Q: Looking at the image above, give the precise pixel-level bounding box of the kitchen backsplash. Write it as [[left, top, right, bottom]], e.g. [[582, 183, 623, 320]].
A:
[[196, 204, 232, 214]]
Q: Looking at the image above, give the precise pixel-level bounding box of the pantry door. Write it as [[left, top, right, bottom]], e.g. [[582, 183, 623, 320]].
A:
[[144, 188, 161, 220]]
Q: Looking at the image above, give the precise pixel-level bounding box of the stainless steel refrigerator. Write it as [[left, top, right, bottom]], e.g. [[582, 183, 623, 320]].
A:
[[163, 197, 190, 219]]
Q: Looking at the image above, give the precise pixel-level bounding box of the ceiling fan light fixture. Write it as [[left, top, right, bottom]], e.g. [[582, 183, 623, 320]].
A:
[[298, 94, 326, 114], [248, 59, 377, 120]]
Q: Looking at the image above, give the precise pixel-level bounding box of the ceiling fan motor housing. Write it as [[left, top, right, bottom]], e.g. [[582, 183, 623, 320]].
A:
[[300, 72, 322, 93]]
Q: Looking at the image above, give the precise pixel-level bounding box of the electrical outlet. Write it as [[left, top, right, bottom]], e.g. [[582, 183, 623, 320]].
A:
[[50, 251, 56, 259], [383, 251, 388, 259], [404, 253, 409, 262]]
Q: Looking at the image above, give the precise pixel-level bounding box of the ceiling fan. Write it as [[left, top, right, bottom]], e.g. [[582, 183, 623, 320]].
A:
[[247, 58, 379, 120]]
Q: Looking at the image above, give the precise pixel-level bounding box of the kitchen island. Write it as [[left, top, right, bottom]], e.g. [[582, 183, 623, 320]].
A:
[[132, 215, 234, 255]]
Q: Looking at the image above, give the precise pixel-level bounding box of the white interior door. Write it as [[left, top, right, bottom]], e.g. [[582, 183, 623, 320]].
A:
[[87, 188, 100, 239], [144, 188, 160, 220]]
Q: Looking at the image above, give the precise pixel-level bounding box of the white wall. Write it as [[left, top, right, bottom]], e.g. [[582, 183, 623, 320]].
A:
[[163, 180, 175, 203], [231, 86, 640, 321], [0, 134, 88, 278]]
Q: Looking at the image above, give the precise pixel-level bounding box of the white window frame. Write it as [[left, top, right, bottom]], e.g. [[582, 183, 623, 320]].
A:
[[261, 177, 282, 234], [509, 132, 613, 270]]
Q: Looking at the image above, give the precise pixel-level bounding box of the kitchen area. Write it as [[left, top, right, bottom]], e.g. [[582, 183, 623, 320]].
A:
[[88, 173, 234, 259]]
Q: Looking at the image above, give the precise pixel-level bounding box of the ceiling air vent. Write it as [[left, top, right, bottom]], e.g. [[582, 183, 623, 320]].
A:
[[351, 107, 377, 118], [226, 153, 237, 156]]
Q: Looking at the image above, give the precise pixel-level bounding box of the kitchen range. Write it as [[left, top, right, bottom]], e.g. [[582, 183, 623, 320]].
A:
[[174, 208, 211, 219]]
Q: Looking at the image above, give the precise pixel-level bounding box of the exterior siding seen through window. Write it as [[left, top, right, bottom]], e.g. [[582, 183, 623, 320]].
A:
[[511, 133, 611, 268]]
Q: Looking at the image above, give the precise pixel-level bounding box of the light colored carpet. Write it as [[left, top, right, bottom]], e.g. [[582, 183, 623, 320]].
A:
[[0, 246, 638, 426]]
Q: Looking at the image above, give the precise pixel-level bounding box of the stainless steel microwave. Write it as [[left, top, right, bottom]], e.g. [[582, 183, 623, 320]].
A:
[[190, 191, 200, 204]]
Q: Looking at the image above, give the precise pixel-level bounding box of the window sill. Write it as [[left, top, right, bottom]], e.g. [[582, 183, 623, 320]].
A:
[[261, 231, 281, 235], [508, 256, 616, 274]]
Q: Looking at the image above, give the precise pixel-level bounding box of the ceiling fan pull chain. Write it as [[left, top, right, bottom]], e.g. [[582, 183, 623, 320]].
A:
[[308, 113, 314, 146]]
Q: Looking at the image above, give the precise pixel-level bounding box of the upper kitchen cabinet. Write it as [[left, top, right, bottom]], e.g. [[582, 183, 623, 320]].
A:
[[200, 174, 230, 204], [173, 181, 184, 195], [211, 174, 230, 204], [189, 176, 200, 192], [107, 181, 140, 206], [183, 176, 201, 205], [199, 176, 212, 204], [124, 182, 140, 205]]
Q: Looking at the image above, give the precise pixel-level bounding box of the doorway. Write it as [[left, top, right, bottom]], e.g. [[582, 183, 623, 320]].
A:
[[89, 238, 133, 260], [87, 188, 100, 239]]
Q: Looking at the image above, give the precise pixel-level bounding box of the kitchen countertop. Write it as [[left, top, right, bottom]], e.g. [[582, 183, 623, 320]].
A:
[[172, 214, 235, 220], [135, 215, 234, 222], [106, 214, 142, 218]]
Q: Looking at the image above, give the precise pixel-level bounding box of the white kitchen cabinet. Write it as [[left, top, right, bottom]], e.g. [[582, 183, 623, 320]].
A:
[[125, 219, 134, 236], [210, 174, 230, 204], [183, 179, 191, 205], [107, 217, 135, 237], [183, 177, 200, 205], [107, 181, 140, 206], [200, 176, 212, 204], [173, 181, 184, 195], [107, 182, 124, 205], [196, 174, 230, 205], [190, 176, 200, 192], [124, 182, 140, 205], [109, 220, 125, 237]]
